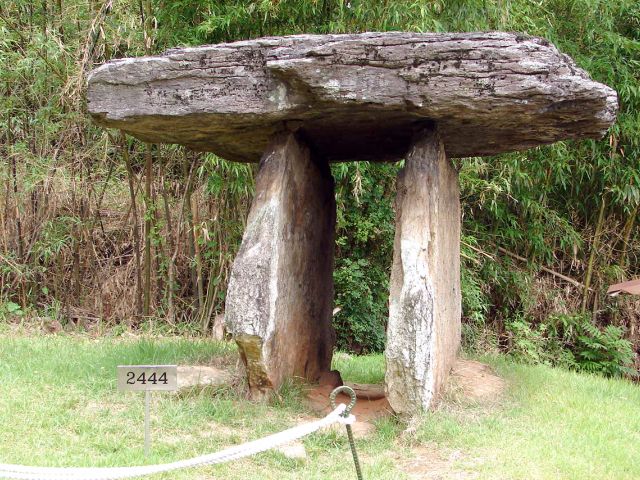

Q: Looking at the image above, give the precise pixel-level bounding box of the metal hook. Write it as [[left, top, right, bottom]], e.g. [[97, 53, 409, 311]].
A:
[[330, 385, 357, 416], [328, 385, 362, 479]]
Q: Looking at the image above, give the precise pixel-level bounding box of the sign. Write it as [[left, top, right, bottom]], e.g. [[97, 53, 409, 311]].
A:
[[117, 365, 178, 392], [116, 364, 178, 456]]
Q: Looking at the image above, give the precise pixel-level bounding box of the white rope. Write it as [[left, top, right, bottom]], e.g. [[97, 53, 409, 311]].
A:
[[0, 405, 355, 480]]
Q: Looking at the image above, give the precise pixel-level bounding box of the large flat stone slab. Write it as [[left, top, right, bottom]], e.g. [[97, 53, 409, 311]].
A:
[[88, 32, 617, 163]]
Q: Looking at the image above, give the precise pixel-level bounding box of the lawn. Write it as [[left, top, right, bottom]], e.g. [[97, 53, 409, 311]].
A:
[[0, 334, 639, 479]]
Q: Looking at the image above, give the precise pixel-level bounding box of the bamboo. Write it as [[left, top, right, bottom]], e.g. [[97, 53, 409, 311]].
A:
[[183, 157, 199, 310], [496, 246, 591, 291], [143, 145, 152, 317], [619, 204, 638, 270], [2, 119, 12, 256], [122, 135, 143, 318], [192, 195, 204, 310], [463, 240, 591, 291], [10, 117, 27, 307], [9, 120, 23, 265], [56, 0, 63, 42], [199, 199, 220, 333], [152, 171, 162, 303], [581, 194, 607, 313], [160, 168, 175, 324], [140, 2, 154, 318], [170, 158, 198, 316]]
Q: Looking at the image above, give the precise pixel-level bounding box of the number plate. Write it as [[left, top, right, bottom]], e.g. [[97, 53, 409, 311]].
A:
[[117, 365, 178, 391]]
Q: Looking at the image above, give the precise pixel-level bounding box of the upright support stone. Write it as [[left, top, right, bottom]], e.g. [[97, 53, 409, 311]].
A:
[[225, 132, 336, 399], [385, 127, 461, 415]]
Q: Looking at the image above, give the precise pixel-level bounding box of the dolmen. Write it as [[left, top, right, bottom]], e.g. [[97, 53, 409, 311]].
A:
[[88, 32, 617, 415]]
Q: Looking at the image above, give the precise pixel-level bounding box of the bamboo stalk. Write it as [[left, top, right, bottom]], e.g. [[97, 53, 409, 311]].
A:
[[56, 0, 63, 42], [143, 145, 152, 317], [9, 117, 27, 308], [160, 168, 175, 324], [9, 120, 23, 265], [2, 119, 13, 256], [139, 2, 154, 318], [152, 170, 162, 303], [619, 204, 638, 270], [170, 157, 198, 315], [192, 194, 204, 310], [496, 246, 591, 291], [462, 240, 591, 291], [581, 194, 607, 313], [199, 198, 221, 333], [121, 134, 143, 318], [183, 157, 199, 310]]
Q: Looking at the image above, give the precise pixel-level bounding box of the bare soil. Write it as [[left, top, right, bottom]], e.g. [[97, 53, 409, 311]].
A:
[[306, 358, 505, 478], [448, 359, 506, 404]]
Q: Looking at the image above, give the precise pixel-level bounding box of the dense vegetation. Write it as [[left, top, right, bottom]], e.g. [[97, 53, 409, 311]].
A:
[[1, 1, 638, 375]]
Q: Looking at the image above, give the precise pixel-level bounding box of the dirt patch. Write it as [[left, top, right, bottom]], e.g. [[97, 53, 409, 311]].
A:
[[394, 359, 504, 478], [304, 382, 392, 438], [175, 365, 231, 394], [307, 358, 504, 420], [305, 383, 393, 423], [447, 359, 506, 404], [305, 356, 506, 478]]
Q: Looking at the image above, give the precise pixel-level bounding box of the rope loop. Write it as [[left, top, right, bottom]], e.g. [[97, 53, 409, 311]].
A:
[[329, 385, 357, 416]]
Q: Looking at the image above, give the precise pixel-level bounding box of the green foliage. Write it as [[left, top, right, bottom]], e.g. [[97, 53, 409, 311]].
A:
[[0, 301, 23, 320], [332, 162, 397, 353], [1, 0, 638, 376], [574, 323, 635, 377], [549, 314, 636, 377], [506, 313, 635, 377], [333, 258, 386, 353]]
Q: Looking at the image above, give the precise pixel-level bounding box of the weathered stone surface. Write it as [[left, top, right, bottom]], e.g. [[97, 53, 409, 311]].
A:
[[318, 370, 343, 389], [210, 313, 226, 341], [385, 127, 461, 415], [88, 32, 617, 163], [225, 132, 336, 398], [347, 383, 386, 401], [175, 365, 230, 394]]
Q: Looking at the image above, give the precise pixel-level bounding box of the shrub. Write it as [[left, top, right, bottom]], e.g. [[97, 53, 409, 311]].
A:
[[332, 258, 387, 354]]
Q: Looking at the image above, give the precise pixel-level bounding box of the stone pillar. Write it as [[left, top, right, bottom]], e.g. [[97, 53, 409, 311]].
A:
[[385, 127, 461, 415], [225, 132, 336, 399]]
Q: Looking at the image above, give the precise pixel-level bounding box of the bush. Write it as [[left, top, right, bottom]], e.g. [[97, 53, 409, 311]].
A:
[[330, 162, 396, 353], [506, 313, 635, 377], [549, 314, 636, 377]]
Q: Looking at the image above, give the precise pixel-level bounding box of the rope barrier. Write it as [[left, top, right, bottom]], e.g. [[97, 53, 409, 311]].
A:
[[0, 403, 356, 480]]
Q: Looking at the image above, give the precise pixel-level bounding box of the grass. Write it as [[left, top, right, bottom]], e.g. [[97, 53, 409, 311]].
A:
[[1, 334, 639, 479], [418, 355, 640, 479]]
